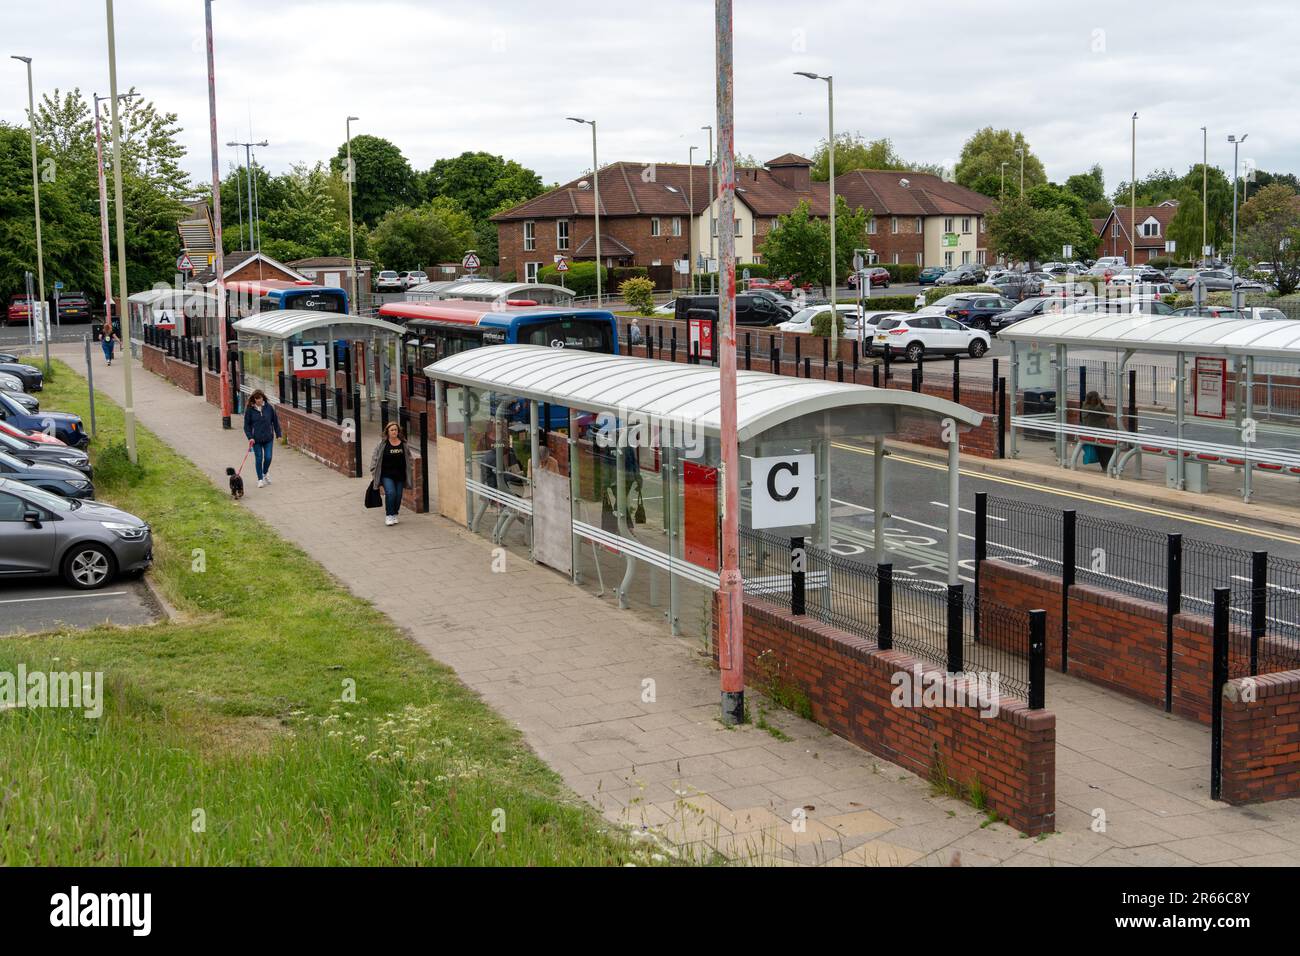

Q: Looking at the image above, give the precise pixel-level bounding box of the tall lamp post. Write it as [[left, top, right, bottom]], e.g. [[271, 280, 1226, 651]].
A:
[[93, 90, 139, 344], [1015, 146, 1025, 198], [204, 0, 233, 428], [1000, 160, 1008, 201], [795, 70, 836, 355], [688, 143, 697, 293], [567, 117, 601, 305], [227, 138, 267, 252], [715, 0, 743, 725], [1130, 112, 1138, 266], [11, 56, 46, 346], [346, 116, 360, 313], [1229, 133, 1248, 306], [104, 0, 137, 462], [702, 124, 714, 293], [1200, 126, 1208, 267]]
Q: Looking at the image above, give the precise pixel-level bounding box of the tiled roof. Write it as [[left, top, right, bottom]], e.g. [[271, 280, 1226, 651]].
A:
[[492, 162, 709, 221], [835, 170, 993, 218], [1099, 203, 1180, 244], [766, 153, 813, 166], [571, 234, 635, 257], [287, 256, 375, 268]]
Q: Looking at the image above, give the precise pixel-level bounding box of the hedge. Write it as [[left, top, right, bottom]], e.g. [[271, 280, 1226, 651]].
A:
[[923, 285, 999, 305], [877, 263, 921, 283], [836, 294, 924, 312], [739, 262, 770, 278], [538, 262, 606, 297]]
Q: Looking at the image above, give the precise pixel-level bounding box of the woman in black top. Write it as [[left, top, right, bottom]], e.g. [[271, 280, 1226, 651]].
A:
[[369, 422, 413, 525]]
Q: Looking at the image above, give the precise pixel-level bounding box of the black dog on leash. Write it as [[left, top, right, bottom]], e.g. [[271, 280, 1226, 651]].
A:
[[226, 466, 245, 499]]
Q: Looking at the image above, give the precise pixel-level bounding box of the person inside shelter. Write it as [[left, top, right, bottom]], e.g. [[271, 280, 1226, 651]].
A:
[[1079, 391, 1114, 470]]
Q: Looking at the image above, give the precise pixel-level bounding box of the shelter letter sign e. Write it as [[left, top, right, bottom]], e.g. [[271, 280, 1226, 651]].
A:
[[293, 343, 329, 379], [751, 454, 815, 529]]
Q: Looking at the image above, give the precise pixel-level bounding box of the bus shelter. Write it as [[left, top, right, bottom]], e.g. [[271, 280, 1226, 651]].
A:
[[126, 288, 216, 356], [1002, 313, 1300, 500], [232, 310, 406, 421], [405, 280, 575, 306], [424, 344, 981, 634]]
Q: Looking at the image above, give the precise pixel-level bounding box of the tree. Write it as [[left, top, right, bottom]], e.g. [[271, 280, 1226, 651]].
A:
[[954, 128, 1045, 198], [1025, 182, 1096, 255], [760, 200, 827, 288], [735, 153, 762, 169], [986, 198, 1078, 265], [1240, 183, 1300, 294], [1167, 165, 1233, 261], [619, 276, 655, 315], [1110, 168, 1181, 207], [330, 134, 417, 227], [811, 133, 906, 181], [258, 163, 352, 263], [369, 198, 475, 270], [1065, 165, 1106, 212], [420, 151, 543, 265]]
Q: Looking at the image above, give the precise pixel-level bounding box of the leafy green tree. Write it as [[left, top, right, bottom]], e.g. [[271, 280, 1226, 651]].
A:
[[619, 276, 655, 315], [258, 163, 352, 263], [1065, 165, 1106, 209], [1110, 168, 1181, 207], [1026, 182, 1096, 255], [761, 200, 827, 287], [811, 133, 906, 181], [986, 198, 1078, 265], [954, 128, 1045, 198], [735, 153, 762, 169], [538, 261, 604, 297], [330, 134, 417, 227], [418, 151, 543, 265], [1240, 183, 1300, 294], [369, 198, 475, 270]]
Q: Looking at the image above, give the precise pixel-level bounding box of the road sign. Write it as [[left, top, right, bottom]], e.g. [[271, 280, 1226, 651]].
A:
[[555, 257, 569, 273], [751, 454, 815, 529], [852, 253, 864, 273], [1165, 240, 1176, 254], [462, 252, 481, 272], [54, 280, 64, 291], [177, 253, 195, 272], [1062, 244, 1073, 259]]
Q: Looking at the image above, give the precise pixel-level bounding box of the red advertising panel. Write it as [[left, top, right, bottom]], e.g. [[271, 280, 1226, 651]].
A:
[[683, 461, 719, 571], [688, 317, 714, 361]]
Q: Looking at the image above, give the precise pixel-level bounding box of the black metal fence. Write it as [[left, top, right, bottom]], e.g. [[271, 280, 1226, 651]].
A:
[[740, 527, 1044, 704]]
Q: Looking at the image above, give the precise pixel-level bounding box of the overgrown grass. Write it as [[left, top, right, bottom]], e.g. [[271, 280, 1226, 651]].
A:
[[0, 360, 651, 865]]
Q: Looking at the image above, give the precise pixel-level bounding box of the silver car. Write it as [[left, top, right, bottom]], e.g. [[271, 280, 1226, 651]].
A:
[[0, 478, 152, 589]]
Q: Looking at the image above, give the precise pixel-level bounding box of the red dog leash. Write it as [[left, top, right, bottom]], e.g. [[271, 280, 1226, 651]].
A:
[[235, 440, 253, 477]]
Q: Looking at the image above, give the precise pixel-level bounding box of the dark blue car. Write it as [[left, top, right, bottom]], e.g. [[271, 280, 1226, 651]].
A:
[[0, 391, 88, 448]]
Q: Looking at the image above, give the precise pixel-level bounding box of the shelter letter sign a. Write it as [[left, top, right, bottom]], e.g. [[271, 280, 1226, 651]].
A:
[[1193, 356, 1226, 419], [750, 454, 815, 529], [293, 343, 329, 379]]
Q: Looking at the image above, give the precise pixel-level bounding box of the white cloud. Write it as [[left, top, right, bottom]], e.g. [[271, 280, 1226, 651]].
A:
[[2, 0, 1297, 195]]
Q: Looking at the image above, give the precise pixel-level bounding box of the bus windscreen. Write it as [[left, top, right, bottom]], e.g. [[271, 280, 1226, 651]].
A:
[[517, 316, 612, 352]]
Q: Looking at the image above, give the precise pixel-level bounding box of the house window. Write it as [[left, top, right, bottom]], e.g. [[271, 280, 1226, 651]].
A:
[[916, 252, 923, 265], [1112, 222, 1120, 238], [892, 253, 899, 265], [524, 221, 536, 251], [944, 251, 954, 267], [525, 261, 541, 282], [915, 217, 923, 233], [751, 254, 761, 264], [867, 218, 877, 235], [770, 217, 779, 231], [891, 216, 898, 234], [711, 216, 717, 238], [962, 251, 971, 265], [671, 217, 682, 237], [979, 218, 986, 234], [962, 217, 971, 234], [734, 219, 742, 237], [556, 219, 569, 250], [1143, 220, 1160, 237], [651, 217, 661, 237], [944, 217, 954, 233], [977, 250, 986, 264]]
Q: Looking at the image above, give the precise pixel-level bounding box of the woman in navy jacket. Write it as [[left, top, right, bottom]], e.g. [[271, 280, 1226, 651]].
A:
[[242, 389, 282, 488]]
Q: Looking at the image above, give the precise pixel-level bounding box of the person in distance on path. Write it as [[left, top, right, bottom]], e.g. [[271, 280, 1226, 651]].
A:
[[242, 389, 282, 488], [370, 421, 413, 526]]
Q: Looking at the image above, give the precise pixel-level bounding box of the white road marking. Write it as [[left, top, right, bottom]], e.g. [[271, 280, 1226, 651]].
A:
[[0, 590, 127, 606], [929, 501, 1006, 520]]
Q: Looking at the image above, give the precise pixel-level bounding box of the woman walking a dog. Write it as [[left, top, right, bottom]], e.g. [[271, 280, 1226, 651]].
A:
[[369, 422, 413, 525], [242, 389, 282, 488]]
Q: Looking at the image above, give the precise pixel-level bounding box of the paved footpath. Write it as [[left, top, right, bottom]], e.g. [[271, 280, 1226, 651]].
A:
[[65, 345, 1300, 866]]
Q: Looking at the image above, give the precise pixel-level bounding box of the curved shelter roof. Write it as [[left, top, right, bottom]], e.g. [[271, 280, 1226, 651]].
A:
[[425, 344, 981, 442], [406, 280, 574, 304], [1002, 313, 1300, 361], [232, 310, 406, 340]]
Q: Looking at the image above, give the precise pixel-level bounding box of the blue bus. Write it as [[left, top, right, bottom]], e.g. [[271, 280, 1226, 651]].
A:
[[226, 279, 349, 319]]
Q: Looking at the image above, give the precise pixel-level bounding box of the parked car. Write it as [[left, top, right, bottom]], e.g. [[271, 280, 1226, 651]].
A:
[[5, 294, 35, 325], [917, 291, 987, 315], [747, 289, 797, 316], [398, 270, 429, 288], [778, 304, 861, 334], [749, 276, 813, 294], [947, 295, 1018, 330], [0, 352, 19, 364], [858, 311, 907, 353], [55, 292, 92, 322], [847, 267, 890, 289], [0, 478, 151, 589], [1188, 270, 1267, 292], [988, 274, 1042, 301], [1039, 281, 1093, 298], [674, 293, 786, 326], [1246, 307, 1290, 321], [0, 362, 42, 392], [0, 392, 88, 448], [0, 450, 93, 499], [1169, 268, 1199, 290], [0, 371, 25, 395], [873, 315, 991, 362], [988, 296, 1059, 334], [935, 266, 987, 286], [1062, 296, 1176, 317], [375, 270, 403, 292], [4, 392, 39, 413], [917, 266, 947, 286], [1170, 305, 1250, 319], [0, 430, 91, 476], [0, 419, 66, 446]]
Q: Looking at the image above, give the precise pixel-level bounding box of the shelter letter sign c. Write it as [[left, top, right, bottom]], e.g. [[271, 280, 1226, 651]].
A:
[[751, 454, 815, 529]]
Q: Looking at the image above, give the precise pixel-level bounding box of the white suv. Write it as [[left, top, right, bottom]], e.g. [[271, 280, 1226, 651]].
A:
[[873, 314, 991, 363], [399, 270, 429, 288], [375, 270, 402, 292]]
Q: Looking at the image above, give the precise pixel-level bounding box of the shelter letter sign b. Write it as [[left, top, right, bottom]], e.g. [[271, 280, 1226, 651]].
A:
[[293, 343, 328, 379], [751, 454, 815, 529]]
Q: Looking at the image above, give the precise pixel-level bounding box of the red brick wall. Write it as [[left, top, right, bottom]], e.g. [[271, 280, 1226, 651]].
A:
[[1065, 584, 1167, 710], [978, 560, 1062, 669], [714, 593, 1056, 835], [204, 369, 222, 407], [498, 215, 691, 288], [1222, 669, 1300, 805], [1170, 613, 1217, 725], [142, 344, 203, 396]]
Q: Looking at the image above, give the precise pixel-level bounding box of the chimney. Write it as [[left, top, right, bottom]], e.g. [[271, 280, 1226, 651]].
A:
[[766, 155, 812, 192]]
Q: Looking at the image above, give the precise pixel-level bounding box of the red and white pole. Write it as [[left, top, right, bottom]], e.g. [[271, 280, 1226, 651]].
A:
[[715, 0, 744, 724], [205, 0, 232, 428], [93, 96, 113, 340]]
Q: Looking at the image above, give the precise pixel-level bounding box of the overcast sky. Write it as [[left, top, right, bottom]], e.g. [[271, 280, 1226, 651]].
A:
[[3, 0, 1297, 195]]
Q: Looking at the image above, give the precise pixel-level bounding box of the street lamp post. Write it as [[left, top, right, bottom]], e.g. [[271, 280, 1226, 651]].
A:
[[1130, 112, 1138, 267], [688, 143, 697, 293], [204, 0, 233, 428], [1229, 133, 1248, 307], [1201, 126, 1208, 267], [1000, 160, 1008, 201], [1015, 146, 1025, 198], [104, 0, 137, 462], [702, 124, 714, 294], [346, 116, 360, 313], [226, 139, 267, 253], [795, 71, 836, 356], [93, 90, 138, 345], [11, 56, 45, 348], [567, 117, 601, 305]]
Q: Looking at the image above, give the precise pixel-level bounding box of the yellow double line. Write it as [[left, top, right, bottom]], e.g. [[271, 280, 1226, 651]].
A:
[[831, 442, 1300, 546]]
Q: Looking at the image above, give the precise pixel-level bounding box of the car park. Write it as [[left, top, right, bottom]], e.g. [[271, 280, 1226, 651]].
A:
[[1061, 295, 1176, 317], [874, 315, 991, 362], [777, 304, 861, 334], [0, 362, 42, 392], [988, 295, 1060, 334], [935, 265, 987, 286], [0, 478, 150, 589], [0, 419, 66, 447], [0, 430, 92, 476], [847, 267, 890, 289], [0, 392, 88, 448], [918, 291, 987, 315], [398, 271, 429, 288], [55, 292, 93, 322], [1169, 268, 1199, 290], [988, 274, 1043, 301], [917, 266, 947, 285], [947, 295, 1018, 330], [0, 450, 94, 499], [749, 276, 812, 294], [375, 270, 403, 292]]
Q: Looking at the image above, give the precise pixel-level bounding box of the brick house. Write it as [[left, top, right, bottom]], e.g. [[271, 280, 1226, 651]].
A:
[[1093, 200, 1181, 263], [493, 155, 994, 286]]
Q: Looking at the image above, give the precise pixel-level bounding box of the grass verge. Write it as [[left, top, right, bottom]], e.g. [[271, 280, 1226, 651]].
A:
[[0, 360, 651, 865]]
